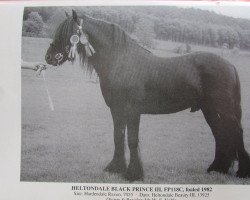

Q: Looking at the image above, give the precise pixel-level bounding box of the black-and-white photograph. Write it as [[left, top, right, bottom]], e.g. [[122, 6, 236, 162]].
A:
[[21, 5, 250, 184]]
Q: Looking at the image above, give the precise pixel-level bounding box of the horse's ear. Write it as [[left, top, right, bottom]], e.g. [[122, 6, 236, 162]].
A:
[[65, 11, 69, 18], [72, 9, 78, 22]]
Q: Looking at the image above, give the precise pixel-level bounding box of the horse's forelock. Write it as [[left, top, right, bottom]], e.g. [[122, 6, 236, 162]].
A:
[[53, 18, 74, 49]]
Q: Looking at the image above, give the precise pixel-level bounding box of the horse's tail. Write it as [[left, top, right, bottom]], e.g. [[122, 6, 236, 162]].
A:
[[233, 67, 250, 178], [234, 68, 242, 121]]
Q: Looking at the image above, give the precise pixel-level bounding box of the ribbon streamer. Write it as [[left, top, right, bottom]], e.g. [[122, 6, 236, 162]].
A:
[[68, 43, 77, 59], [88, 43, 95, 54], [85, 45, 92, 57], [68, 18, 96, 63]]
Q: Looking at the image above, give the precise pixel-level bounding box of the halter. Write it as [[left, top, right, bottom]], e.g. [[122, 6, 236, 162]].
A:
[[50, 43, 64, 64], [51, 19, 95, 66], [68, 19, 95, 65]]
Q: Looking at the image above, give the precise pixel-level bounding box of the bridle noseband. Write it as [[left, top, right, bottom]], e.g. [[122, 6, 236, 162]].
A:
[[49, 43, 64, 64]]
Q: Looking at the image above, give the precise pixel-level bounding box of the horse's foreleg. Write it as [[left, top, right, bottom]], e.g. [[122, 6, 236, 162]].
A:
[[104, 109, 126, 174], [124, 111, 143, 181]]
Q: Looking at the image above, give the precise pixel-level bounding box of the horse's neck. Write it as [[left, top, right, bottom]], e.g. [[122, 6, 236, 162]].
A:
[[85, 18, 114, 52], [84, 17, 150, 78], [83, 18, 110, 75], [85, 17, 129, 71]]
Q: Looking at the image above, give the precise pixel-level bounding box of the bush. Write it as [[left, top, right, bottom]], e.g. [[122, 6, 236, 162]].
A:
[[45, 10, 67, 38], [134, 17, 156, 49], [22, 12, 44, 37]]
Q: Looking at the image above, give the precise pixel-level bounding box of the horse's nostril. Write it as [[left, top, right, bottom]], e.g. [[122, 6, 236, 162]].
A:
[[45, 54, 51, 61]]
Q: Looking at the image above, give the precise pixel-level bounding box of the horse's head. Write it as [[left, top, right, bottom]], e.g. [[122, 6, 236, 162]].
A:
[[45, 10, 92, 66]]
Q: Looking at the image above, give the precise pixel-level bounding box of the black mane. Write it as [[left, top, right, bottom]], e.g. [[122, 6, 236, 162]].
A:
[[53, 14, 151, 58], [89, 15, 151, 53], [53, 17, 74, 49]]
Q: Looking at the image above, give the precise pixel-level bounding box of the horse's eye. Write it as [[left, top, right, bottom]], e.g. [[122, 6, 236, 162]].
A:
[[50, 43, 56, 49]]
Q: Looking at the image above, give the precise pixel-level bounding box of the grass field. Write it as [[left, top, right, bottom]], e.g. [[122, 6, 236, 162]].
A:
[[21, 37, 250, 184]]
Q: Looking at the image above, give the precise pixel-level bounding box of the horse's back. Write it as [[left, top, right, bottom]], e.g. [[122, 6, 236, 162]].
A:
[[103, 50, 238, 114], [141, 52, 238, 114]]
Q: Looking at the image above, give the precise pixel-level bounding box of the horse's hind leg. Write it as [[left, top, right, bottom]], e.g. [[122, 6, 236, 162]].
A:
[[234, 105, 250, 178], [104, 108, 126, 173], [202, 94, 250, 177], [201, 105, 239, 174], [236, 128, 250, 178]]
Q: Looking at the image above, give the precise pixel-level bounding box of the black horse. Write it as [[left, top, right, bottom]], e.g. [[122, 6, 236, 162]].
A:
[[45, 10, 250, 181]]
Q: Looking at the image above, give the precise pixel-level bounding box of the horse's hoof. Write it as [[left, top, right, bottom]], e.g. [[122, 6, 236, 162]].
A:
[[124, 163, 143, 182], [124, 172, 143, 182], [237, 155, 250, 178], [236, 168, 250, 178], [207, 163, 228, 174], [104, 159, 126, 174]]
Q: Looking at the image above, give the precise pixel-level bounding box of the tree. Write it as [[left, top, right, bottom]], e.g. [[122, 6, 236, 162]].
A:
[[22, 12, 44, 37], [134, 17, 156, 48], [45, 9, 68, 38], [23, 7, 56, 22]]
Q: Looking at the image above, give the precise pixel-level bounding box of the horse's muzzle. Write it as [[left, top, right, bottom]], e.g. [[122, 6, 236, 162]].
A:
[[45, 53, 63, 66], [45, 54, 53, 65]]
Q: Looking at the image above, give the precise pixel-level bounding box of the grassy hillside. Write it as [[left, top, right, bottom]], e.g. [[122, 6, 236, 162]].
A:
[[23, 6, 250, 49]]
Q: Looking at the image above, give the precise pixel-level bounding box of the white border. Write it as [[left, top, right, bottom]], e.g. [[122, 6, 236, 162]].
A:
[[1, 0, 250, 7]]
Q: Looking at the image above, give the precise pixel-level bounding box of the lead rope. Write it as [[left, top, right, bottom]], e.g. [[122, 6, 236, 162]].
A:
[[41, 70, 54, 111]]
